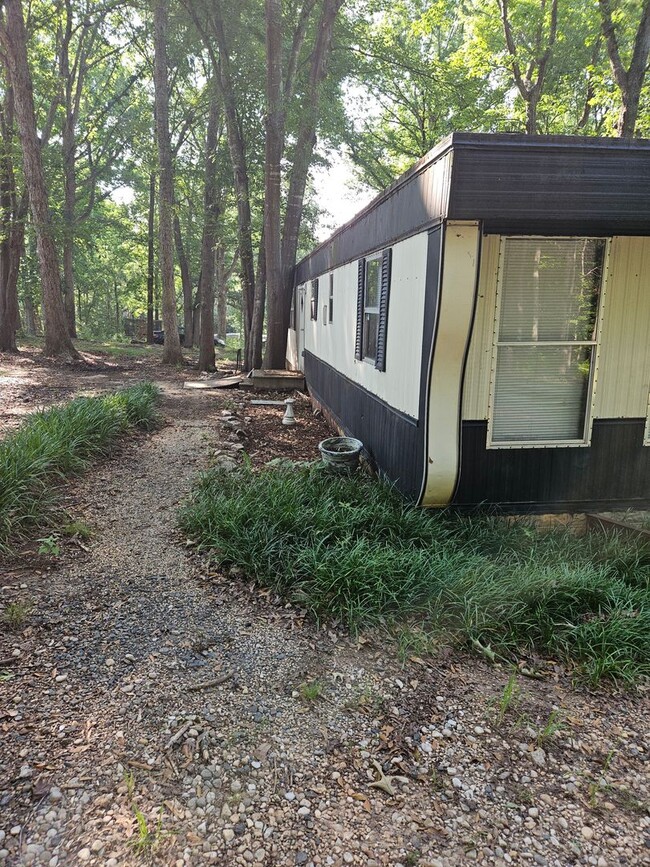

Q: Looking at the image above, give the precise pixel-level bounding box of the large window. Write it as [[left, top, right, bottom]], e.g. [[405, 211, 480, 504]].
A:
[[489, 237, 606, 446], [355, 248, 392, 370]]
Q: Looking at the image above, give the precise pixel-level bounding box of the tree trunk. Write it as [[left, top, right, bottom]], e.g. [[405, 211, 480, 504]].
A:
[[197, 88, 220, 373], [262, 0, 283, 370], [173, 210, 193, 346], [23, 288, 36, 334], [264, 0, 343, 369], [0, 0, 79, 359], [184, 1, 256, 369], [250, 222, 266, 370], [146, 170, 155, 342], [191, 286, 200, 347], [0, 86, 20, 352], [599, 0, 650, 138], [153, 0, 182, 365], [215, 243, 227, 340], [60, 5, 77, 338]]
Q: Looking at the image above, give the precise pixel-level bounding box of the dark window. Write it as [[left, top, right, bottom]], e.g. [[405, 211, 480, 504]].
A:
[[355, 249, 392, 370], [310, 279, 319, 321], [329, 273, 334, 323]]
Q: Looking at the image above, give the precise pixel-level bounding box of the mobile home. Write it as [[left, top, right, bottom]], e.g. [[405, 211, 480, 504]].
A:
[[289, 133, 650, 511]]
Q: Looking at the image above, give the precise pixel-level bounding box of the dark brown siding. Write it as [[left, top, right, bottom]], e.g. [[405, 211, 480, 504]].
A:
[[305, 352, 422, 498], [304, 227, 444, 501], [295, 133, 650, 285], [454, 419, 650, 512], [449, 137, 650, 236]]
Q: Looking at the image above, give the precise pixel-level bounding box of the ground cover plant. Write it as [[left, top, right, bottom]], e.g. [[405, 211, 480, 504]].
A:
[[180, 464, 650, 685], [0, 383, 159, 547]]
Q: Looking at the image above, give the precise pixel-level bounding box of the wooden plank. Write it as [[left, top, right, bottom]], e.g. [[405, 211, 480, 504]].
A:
[[184, 375, 244, 390]]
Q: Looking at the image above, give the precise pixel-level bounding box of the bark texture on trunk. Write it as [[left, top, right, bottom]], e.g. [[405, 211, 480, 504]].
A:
[[262, 0, 283, 370], [264, 0, 344, 369], [0, 86, 21, 352], [197, 89, 220, 373], [153, 0, 183, 365], [1, 0, 79, 359], [146, 171, 155, 343], [599, 0, 650, 138], [173, 210, 194, 346]]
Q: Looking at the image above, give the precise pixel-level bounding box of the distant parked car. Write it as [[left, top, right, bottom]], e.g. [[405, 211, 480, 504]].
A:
[[152, 329, 225, 346]]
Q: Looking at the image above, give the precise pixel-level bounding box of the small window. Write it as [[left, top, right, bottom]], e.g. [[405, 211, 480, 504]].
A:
[[489, 237, 605, 447], [310, 279, 319, 321], [328, 273, 334, 323], [355, 249, 392, 370]]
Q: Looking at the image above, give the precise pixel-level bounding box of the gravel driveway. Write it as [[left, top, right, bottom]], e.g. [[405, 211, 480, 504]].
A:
[[1, 357, 649, 867]]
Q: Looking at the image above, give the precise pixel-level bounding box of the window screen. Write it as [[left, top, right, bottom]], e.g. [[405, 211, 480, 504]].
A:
[[491, 238, 605, 445]]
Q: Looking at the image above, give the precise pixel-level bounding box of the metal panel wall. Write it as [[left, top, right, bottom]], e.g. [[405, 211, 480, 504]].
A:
[[449, 138, 650, 235], [454, 419, 650, 511], [593, 236, 650, 419], [295, 151, 452, 283], [302, 232, 429, 419]]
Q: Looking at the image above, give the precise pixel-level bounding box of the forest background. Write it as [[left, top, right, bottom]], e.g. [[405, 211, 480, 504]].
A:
[[0, 0, 648, 370]]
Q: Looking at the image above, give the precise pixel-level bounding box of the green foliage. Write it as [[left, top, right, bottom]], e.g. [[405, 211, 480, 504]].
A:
[[60, 520, 93, 540], [179, 465, 650, 684], [2, 600, 32, 631], [0, 384, 159, 547], [493, 673, 521, 725], [37, 534, 61, 556], [299, 680, 324, 702]]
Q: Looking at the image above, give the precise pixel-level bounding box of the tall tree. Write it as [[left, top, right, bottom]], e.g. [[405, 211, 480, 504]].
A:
[[599, 0, 650, 137], [0, 83, 24, 351], [0, 0, 80, 359], [152, 0, 182, 364], [265, 0, 345, 369], [197, 84, 220, 372], [497, 0, 559, 135]]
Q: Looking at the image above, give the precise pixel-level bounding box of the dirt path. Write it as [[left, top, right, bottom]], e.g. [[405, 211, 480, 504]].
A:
[[1, 356, 649, 867]]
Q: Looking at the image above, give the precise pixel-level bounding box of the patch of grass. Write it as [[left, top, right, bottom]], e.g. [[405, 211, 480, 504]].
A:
[[2, 600, 32, 631], [60, 520, 93, 540], [299, 680, 323, 702], [0, 383, 159, 548], [493, 673, 521, 725], [536, 708, 565, 746], [179, 465, 650, 684], [124, 771, 165, 854]]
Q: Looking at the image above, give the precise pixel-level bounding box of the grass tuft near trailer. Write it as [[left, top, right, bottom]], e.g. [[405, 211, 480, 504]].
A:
[[180, 465, 650, 685]]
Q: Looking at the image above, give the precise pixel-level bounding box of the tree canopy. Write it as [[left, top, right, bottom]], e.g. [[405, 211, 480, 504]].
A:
[[0, 0, 648, 359]]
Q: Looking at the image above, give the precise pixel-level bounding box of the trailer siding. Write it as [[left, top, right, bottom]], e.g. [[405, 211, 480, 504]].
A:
[[448, 137, 650, 235], [454, 419, 650, 510]]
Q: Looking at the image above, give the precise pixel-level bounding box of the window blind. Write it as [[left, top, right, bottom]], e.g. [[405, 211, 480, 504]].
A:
[[491, 238, 604, 445]]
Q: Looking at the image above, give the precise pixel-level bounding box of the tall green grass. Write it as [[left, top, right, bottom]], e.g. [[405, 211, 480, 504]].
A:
[[179, 465, 650, 685], [0, 383, 159, 547]]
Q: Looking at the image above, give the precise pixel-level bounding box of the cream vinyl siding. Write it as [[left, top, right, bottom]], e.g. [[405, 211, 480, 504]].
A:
[[462, 234, 500, 420], [303, 232, 428, 419], [464, 234, 650, 427], [421, 222, 480, 506], [592, 236, 650, 420]]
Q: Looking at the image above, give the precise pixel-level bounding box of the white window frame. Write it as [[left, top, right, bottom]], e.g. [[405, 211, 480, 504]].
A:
[[362, 252, 382, 363], [486, 236, 610, 450], [644, 386, 650, 445], [328, 273, 334, 324]]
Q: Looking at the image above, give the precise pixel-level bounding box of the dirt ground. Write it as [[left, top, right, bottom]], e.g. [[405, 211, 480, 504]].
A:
[[0, 345, 649, 867]]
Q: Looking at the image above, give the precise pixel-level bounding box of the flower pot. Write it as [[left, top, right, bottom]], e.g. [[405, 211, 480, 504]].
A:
[[318, 436, 363, 472]]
